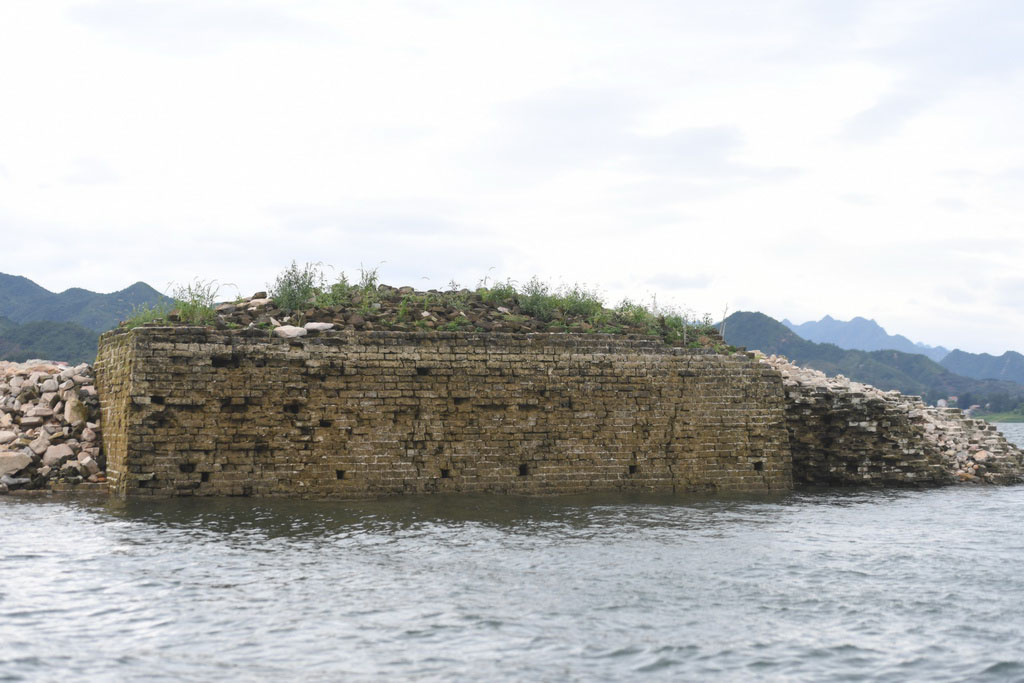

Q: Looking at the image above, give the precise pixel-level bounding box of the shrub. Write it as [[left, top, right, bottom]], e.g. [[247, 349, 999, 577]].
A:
[[314, 273, 355, 308], [123, 301, 170, 329], [172, 279, 220, 326], [477, 278, 517, 306], [518, 277, 557, 321], [556, 284, 604, 319], [270, 261, 325, 311]]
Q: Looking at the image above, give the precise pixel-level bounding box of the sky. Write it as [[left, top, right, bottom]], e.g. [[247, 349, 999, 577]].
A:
[[1, 1, 1023, 354]]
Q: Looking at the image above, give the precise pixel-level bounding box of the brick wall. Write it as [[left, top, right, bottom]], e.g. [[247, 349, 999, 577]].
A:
[[95, 327, 791, 498]]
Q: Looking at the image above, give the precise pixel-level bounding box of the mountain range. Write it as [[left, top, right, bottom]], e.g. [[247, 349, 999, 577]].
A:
[[782, 315, 950, 362], [724, 311, 1024, 412], [782, 314, 1024, 386], [0, 272, 169, 363]]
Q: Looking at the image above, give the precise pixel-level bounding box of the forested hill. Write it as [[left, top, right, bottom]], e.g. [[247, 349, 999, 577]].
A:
[[0, 273, 169, 363], [0, 272, 169, 332], [0, 315, 99, 364], [723, 311, 1024, 410], [940, 349, 1024, 386]]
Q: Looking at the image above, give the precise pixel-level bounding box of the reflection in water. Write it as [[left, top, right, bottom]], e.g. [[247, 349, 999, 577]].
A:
[[4, 486, 1024, 680]]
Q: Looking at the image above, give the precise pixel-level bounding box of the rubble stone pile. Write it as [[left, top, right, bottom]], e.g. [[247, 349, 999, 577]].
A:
[[762, 354, 1024, 486], [141, 286, 727, 350], [0, 360, 103, 494]]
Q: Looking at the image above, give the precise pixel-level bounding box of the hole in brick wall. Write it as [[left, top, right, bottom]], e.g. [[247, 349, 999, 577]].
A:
[[151, 396, 165, 405], [440, 468, 451, 478], [416, 367, 430, 376], [454, 397, 469, 405], [284, 403, 301, 414], [753, 461, 764, 472], [319, 419, 333, 427], [179, 463, 196, 474], [336, 470, 347, 480], [201, 472, 210, 483], [846, 462, 859, 473], [628, 464, 638, 475], [518, 463, 530, 477], [211, 354, 240, 369]]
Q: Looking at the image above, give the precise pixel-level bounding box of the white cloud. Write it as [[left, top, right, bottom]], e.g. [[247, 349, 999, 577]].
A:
[[0, 1, 1022, 353]]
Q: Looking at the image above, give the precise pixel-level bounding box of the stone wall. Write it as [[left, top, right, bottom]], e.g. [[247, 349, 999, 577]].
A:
[[765, 356, 1024, 486], [94, 327, 791, 498]]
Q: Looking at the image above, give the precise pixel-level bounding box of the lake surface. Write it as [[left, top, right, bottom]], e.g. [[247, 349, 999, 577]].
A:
[[3, 424, 1024, 681]]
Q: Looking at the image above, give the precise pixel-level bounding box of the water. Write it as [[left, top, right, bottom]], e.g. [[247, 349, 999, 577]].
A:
[[3, 425, 1024, 681]]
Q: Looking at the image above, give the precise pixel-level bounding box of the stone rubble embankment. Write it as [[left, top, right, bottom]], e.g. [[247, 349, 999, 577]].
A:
[[761, 354, 1024, 486], [0, 360, 103, 494], [134, 287, 726, 350]]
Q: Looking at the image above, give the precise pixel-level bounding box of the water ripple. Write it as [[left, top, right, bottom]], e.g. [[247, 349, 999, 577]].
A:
[[4, 485, 1024, 680]]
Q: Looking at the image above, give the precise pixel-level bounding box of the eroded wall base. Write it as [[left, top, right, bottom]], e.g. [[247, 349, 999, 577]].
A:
[[95, 328, 791, 498]]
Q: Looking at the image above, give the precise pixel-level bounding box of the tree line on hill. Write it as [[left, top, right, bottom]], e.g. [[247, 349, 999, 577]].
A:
[[0, 272, 169, 364]]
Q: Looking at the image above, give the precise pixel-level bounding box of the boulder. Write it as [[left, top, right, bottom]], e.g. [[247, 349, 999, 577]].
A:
[[27, 405, 54, 418], [273, 325, 307, 339], [0, 452, 31, 477], [304, 322, 334, 332], [29, 434, 50, 456], [43, 443, 74, 467], [64, 397, 89, 425]]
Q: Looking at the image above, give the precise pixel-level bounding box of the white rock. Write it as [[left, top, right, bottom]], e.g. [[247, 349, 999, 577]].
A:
[[43, 443, 74, 467], [27, 405, 53, 418], [64, 397, 89, 425], [0, 430, 16, 445], [79, 456, 100, 475], [273, 325, 307, 338], [0, 452, 31, 477], [304, 322, 334, 332], [29, 434, 50, 456]]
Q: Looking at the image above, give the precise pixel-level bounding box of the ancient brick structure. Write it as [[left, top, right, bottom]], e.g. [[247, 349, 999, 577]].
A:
[[94, 327, 791, 498]]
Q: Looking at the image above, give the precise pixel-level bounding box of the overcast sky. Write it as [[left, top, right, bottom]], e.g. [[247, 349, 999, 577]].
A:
[[2, 1, 1023, 353]]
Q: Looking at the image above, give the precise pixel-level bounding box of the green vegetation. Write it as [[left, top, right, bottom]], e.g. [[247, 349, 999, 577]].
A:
[[171, 279, 219, 326], [941, 349, 1024, 386], [122, 279, 219, 328], [259, 263, 726, 348], [0, 318, 99, 364], [122, 301, 170, 329], [270, 261, 325, 311], [976, 410, 1024, 423]]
